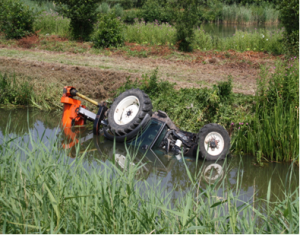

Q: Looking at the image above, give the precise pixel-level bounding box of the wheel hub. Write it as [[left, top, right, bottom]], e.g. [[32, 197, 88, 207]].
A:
[[114, 96, 140, 125], [204, 132, 224, 156]]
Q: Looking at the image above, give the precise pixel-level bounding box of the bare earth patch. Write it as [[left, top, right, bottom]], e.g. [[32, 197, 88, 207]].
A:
[[0, 46, 277, 101]]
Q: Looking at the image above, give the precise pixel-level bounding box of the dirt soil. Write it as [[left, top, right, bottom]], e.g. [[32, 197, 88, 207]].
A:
[[0, 45, 278, 101]]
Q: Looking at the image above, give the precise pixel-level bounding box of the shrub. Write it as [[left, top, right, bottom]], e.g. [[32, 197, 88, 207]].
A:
[[53, 0, 98, 41], [0, 0, 36, 39], [113, 3, 124, 17], [277, 0, 299, 55], [99, 2, 110, 14], [141, 0, 172, 23], [174, 1, 199, 52], [93, 13, 124, 48]]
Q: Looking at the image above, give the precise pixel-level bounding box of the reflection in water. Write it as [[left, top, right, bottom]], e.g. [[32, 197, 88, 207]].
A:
[[0, 108, 298, 205]]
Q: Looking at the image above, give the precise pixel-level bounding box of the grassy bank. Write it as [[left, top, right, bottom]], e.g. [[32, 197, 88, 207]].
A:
[[0, 130, 298, 233], [0, 56, 298, 162], [0, 72, 62, 110]]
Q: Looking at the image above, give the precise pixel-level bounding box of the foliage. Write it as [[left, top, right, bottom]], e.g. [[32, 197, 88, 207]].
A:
[[93, 13, 124, 48], [53, 0, 98, 41], [19, 0, 55, 13], [0, 0, 36, 39], [141, 0, 173, 23], [99, 2, 110, 14], [277, 0, 299, 55], [173, 0, 199, 52], [116, 69, 248, 133], [221, 3, 279, 24], [113, 3, 124, 17], [122, 9, 142, 23], [33, 11, 70, 37], [124, 19, 175, 45], [232, 58, 299, 162], [0, 73, 33, 105]]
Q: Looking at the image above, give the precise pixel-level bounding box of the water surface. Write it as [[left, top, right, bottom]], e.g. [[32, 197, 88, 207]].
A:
[[0, 108, 298, 204]]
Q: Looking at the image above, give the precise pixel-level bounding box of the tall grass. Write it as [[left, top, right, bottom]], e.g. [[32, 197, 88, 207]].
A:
[[0, 129, 298, 233], [0, 72, 61, 110], [221, 4, 279, 24], [232, 58, 299, 162], [124, 19, 176, 45], [20, 0, 56, 13], [33, 11, 70, 37], [194, 26, 284, 54]]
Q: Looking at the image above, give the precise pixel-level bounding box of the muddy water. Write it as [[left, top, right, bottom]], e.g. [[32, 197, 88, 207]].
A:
[[202, 23, 281, 37], [0, 108, 298, 204]]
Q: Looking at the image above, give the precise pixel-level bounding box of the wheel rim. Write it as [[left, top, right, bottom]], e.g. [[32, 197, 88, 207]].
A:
[[203, 132, 224, 156], [114, 96, 140, 125], [203, 163, 224, 183]]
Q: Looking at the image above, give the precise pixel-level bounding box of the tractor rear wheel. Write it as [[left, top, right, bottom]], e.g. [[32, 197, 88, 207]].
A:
[[107, 89, 152, 136]]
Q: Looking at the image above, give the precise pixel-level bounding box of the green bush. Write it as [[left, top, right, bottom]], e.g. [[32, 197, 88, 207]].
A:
[[93, 13, 124, 48], [99, 2, 110, 14], [53, 0, 98, 41], [0, 0, 36, 39], [113, 3, 124, 17], [141, 0, 173, 23], [277, 0, 299, 54], [175, 2, 199, 52]]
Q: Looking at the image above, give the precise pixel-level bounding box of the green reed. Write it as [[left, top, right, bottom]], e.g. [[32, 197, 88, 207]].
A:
[[0, 128, 298, 233], [20, 0, 56, 13], [194, 26, 284, 54], [0, 72, 62, 110], [221, 4, 279, 24], [232, 58, 299, 162], [124, 19, 176, 45]]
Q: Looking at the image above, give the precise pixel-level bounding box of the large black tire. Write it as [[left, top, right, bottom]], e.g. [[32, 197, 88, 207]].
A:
[[197, 123, 230, 161], [107, 89, 152, 136]]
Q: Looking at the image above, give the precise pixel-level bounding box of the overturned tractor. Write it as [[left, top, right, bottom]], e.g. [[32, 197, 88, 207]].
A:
[[61, 86, 230, 161]]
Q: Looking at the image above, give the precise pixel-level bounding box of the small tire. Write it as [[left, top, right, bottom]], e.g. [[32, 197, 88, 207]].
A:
[[197, 123, 230, 161], [107, 89, 152, 136]]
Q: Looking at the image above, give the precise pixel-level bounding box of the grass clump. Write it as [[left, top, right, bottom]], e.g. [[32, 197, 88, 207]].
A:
[[221, 3, 279, 24], [0, 129, 298, 233], [0, 72, 61, 110], [124, 19, 175, 45], [0, 73, 33, 105], [33, 11, 70, 37], [233, 58, 299, 162]]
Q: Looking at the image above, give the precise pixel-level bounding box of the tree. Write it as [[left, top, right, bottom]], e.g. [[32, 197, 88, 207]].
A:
[[53, 0, 99, 41], [172, 0, 199, 52]]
